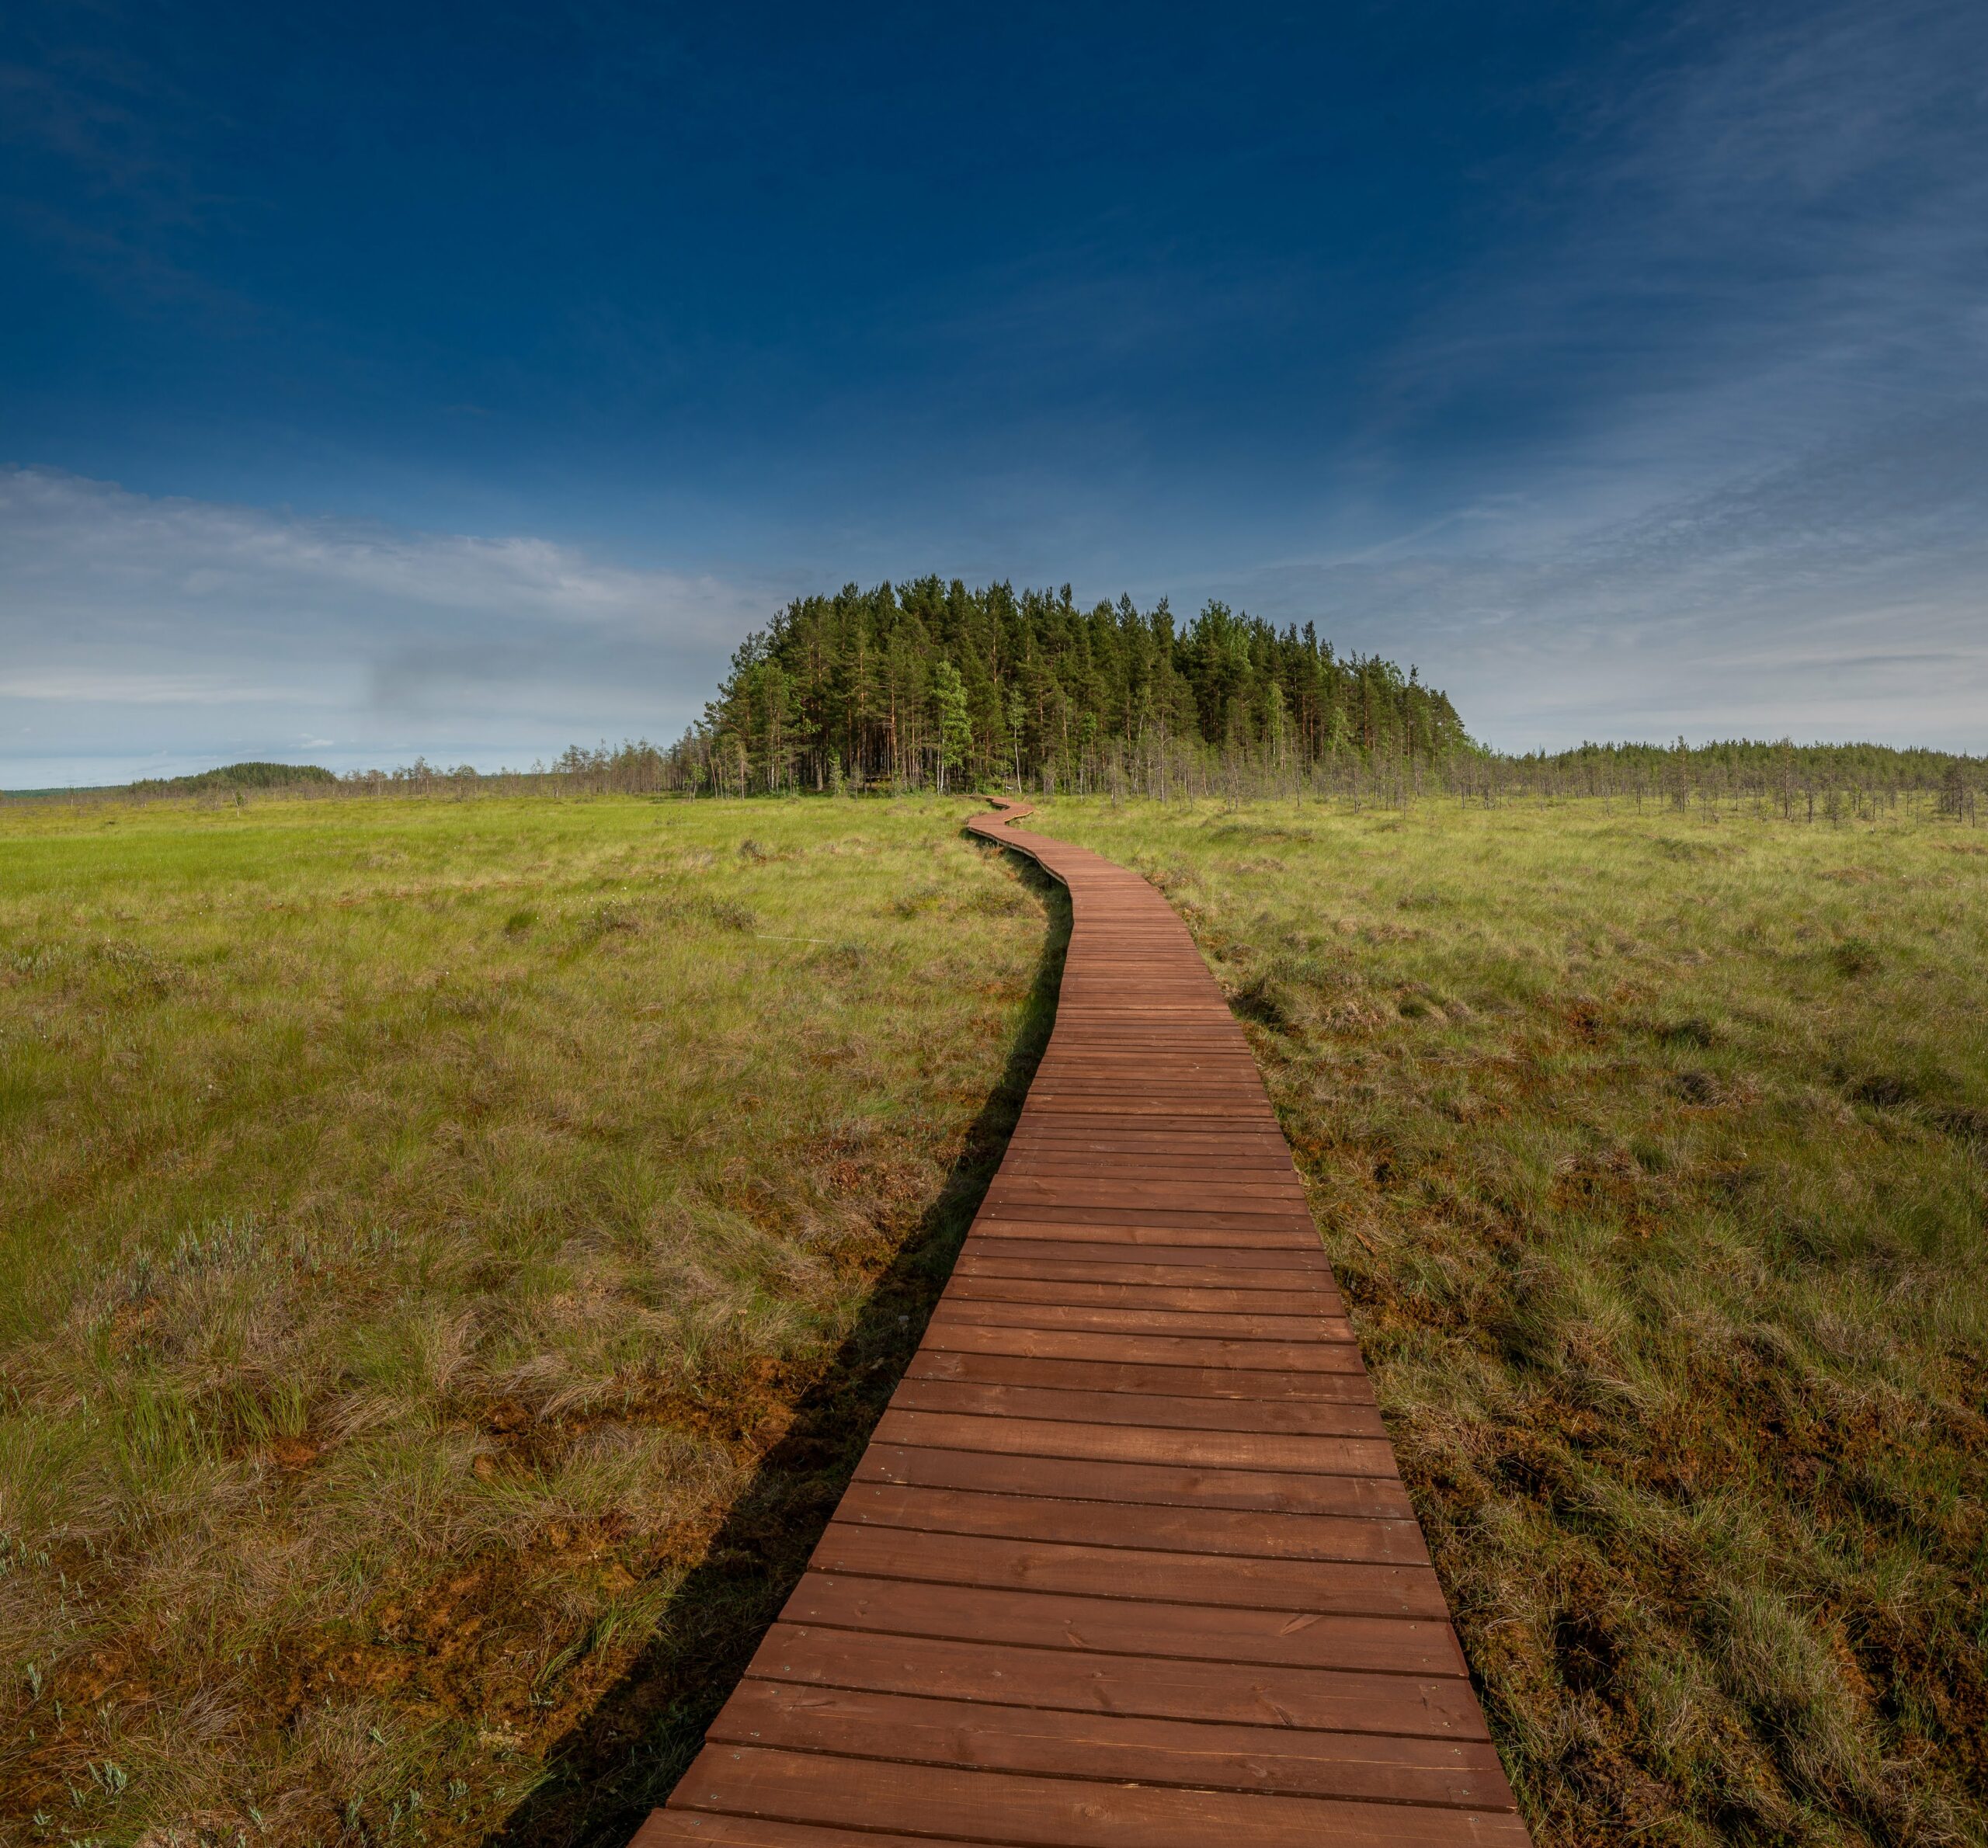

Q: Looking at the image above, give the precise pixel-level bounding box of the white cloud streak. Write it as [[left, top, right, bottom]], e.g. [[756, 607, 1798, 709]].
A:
[[0, 468, 771, 786]]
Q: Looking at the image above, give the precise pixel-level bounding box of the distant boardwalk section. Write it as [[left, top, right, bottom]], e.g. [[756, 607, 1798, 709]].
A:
[[635, 799, 1531, 1847]]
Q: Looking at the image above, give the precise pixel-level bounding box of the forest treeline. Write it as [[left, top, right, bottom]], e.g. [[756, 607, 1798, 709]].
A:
[[681, 578, 1468, 795], [50, 735, 1964, 822], [127, 762, 340, 796], [660, 578, 1979, 815], [9, 576, 1980, 819]]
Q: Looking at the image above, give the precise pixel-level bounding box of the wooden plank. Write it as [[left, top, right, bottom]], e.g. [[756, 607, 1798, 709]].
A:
[[919, 1321, 1370, 1371], [902, 1346, 1384, 1402], [1009, 1111, 1285, 1126], [787, 1573, 1467, 1676], [711, 1681, 1515, 1810], [636, 1814, 957, 1848], [984, 1186, 1314, 1216], [638, 797, 1531, 1848], [746, 1622, 1491, 1738], [974, 1212, 1322, 1248], [666, 1747, 1529, 1848], [995, 1163, 1302, 1187], [889, 1375, 1387, 1435], [956, 1255, 1340, 1290], [930, 1298, 1358, 1341], [857, 1443, 1418, 1517], [808, 1522, 1448, 1614], [873, 1407, 1399, 1474], [836, 1481, 1424, 1559], [1015, 1096, 1280, 1114], [1005, 1131, 1291, 1148], [977, 1199, 1322, 1230], [947, 1276, 1344, 1314]]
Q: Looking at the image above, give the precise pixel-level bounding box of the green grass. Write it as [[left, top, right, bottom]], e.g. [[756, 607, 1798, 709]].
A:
[[1032, 794, 1988, 1847], [8, 786, 1984, 1846], [0, 792, 1055, 1846]]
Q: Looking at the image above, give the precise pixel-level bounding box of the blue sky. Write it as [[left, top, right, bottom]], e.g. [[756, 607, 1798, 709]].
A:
[[2, 0, 1983, 783]]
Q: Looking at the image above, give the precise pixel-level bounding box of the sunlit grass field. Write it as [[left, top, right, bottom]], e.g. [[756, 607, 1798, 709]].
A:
[[1037, 795, 1988, 1847], [5, 787, 1984, 1847], [0, 793, 1055, 1846]]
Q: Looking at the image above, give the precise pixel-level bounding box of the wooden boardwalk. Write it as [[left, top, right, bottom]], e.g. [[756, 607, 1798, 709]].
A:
[[635, 799, 1529, 1848]]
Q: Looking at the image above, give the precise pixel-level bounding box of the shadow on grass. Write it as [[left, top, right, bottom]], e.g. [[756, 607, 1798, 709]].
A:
[[488, 841, 1069, 1848]]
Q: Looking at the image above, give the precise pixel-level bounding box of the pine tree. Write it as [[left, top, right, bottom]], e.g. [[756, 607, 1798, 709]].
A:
[[933, 658, 971, 794]]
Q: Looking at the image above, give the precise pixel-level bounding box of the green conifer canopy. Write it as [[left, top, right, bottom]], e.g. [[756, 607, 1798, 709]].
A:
[[694, 578, 1467, 793]]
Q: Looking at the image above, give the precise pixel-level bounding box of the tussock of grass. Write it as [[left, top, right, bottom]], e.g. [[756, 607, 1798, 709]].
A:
[[0, 794, 1047, 1845], [1041, 796, 1988, 1848]]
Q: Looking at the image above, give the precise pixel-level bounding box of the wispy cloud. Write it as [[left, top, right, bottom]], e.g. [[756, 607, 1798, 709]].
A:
[[1232, 403, 1988, 749], [0, 669, 323, 705], [0, 468, 771, 785], [1229, 0, 1988, 749], [0, 32, 245, 309], [1354, 0, 1988, 473]]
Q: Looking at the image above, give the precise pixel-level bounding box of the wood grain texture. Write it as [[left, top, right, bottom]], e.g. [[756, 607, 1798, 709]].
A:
[[640, 797, 1530, 1846]]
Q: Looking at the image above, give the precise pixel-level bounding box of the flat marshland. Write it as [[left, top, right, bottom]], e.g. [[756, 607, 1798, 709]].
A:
[[1040, 796, 1988, 1846], [2, 789, 1983, 1847], [0, 794, 1056, 1845]]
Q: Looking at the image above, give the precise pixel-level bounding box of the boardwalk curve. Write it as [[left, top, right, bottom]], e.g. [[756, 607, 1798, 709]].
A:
[[635, 799, 1530, 1848]]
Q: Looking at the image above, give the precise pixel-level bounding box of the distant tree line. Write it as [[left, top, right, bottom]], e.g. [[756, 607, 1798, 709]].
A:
[[72, 735, 1963, 823], [1449, 738, 1982, 824], [676, 578, 1468, 797], [9, 576, 1981, 824], [127, 761, 339, 796]]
